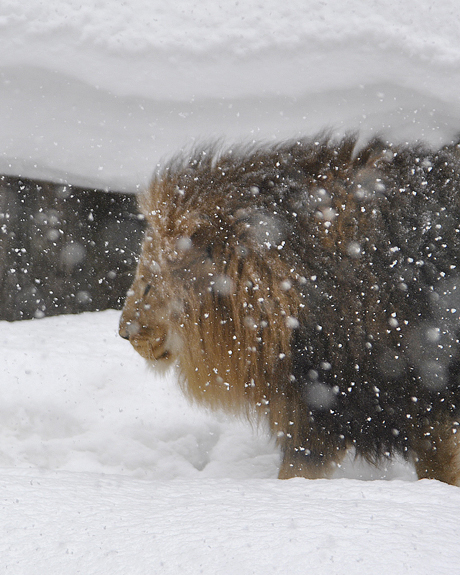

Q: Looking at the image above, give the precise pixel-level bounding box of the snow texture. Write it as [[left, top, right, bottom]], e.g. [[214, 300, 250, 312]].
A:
[[1, 1, 460, 190], [2, 311, 460, 575], [2, 1, 460, 572]]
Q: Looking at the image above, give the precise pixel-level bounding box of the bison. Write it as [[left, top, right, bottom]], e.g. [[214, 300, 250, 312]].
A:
[[119, 134, 460, 485]]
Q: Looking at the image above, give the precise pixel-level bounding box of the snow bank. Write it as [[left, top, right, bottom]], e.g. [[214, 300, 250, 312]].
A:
[[1, 0, 460, 190], [1, 311, 459, 574], [0, 311, 277, 479], [3, 0, 460, 100], [2, 470, 459, 575]]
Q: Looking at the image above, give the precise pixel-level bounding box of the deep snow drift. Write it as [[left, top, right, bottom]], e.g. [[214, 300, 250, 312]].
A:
[[2, 311, 460, 574], [1, 0, 460, 191]]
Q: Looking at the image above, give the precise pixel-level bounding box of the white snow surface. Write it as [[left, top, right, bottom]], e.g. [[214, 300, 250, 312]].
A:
[[1, 0, 460, 190], [3, 1, 460, 572], [2, 311, 460, 574]]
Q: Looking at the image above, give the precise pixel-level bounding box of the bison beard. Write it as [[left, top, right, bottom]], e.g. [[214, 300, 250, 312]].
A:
[[119, 134, 460, 485]]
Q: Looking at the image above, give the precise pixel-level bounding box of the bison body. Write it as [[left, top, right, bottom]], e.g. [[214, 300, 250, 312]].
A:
[[120, 135, 460, 484]]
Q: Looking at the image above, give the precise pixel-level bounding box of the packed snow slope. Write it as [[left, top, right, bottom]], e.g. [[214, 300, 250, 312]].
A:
[[2, 311, 460, 575], [1, 0, 460, 190]]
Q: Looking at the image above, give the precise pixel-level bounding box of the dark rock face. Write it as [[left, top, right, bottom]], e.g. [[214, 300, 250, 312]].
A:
[[0, 175, 144, 321]]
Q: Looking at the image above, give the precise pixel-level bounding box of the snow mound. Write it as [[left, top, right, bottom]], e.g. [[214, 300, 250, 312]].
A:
[[2, 470, 459, 575], [2, 311, 459, 574], [1, 0, 460, 190]]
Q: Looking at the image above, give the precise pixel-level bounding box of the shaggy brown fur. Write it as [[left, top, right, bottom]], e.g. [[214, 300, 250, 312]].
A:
[[119, 134, 460, 485]]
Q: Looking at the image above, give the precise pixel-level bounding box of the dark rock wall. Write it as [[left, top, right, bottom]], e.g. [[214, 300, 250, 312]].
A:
[[0, 175, 144, 321]]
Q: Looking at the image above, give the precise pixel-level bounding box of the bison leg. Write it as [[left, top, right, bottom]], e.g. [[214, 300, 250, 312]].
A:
[[411, 419, 460, 486]]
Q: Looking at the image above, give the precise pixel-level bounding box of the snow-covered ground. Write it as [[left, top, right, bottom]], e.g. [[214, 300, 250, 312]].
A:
[[2, 311, 460, 574], [2, 1, 460, 573]]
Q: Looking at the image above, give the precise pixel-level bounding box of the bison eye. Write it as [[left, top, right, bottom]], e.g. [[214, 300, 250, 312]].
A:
[[143, 284, 152, 297]]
